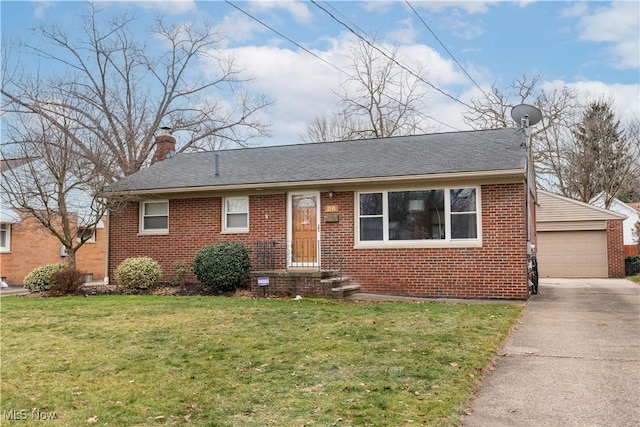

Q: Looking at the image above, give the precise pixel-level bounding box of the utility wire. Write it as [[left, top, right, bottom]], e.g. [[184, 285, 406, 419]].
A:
[[405, 0, 489, 99], [224, 1, 463, 133], [311, 0, 474, 110], [224, 0, 349, 78]]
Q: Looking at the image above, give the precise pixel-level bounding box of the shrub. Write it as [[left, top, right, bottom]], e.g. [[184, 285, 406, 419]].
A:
[[167, 260, 188, 286], [49, 268, 86, 296], [625, 256, 640, 277], [115, 257, 162, 292], [23, 264, 66, 293], [192, 242, 250, 293]]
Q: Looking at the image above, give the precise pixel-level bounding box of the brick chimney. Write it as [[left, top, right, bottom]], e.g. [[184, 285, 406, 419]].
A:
[[154, 129, 176, 163]]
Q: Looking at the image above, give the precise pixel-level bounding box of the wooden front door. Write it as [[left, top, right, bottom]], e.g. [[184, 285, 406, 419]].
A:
[[290, 193, 319, 266]]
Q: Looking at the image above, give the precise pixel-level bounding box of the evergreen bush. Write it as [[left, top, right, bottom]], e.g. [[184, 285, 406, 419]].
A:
[[191, 242, 250, 293], [23, 264, 66, 293], [115, 257, 162, 292], [625, 256, 640, 276]]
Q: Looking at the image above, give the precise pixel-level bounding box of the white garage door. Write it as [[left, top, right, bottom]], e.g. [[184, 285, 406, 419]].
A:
[[537, 231, 608, 278]]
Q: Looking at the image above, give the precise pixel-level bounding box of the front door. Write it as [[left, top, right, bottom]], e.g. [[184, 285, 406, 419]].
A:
[[289, 192, 319, 267]]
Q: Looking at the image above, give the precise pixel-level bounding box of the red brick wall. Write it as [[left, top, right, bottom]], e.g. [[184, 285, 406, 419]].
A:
[[320, 184, 529, 300], [108, 183, 529, 299], [0, 214, 107, 285], [108, 195, 288, 283], [606, 219, 625, 278]]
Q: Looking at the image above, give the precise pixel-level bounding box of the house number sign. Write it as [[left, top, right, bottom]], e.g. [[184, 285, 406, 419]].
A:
[[324, 205, 339, 213]]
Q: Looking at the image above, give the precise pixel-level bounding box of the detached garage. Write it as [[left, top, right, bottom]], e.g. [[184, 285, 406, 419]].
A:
[[536, 191, 625, 278]]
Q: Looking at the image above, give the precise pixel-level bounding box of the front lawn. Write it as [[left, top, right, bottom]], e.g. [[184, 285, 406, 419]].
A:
[[1, 296, 521, 426]]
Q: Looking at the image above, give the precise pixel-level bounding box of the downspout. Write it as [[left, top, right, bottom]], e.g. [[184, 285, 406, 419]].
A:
[[104, 210, 110, 284]]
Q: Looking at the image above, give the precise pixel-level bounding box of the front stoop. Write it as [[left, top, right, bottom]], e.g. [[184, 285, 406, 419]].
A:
[[250, 270, 359, 299], [330, 283, 361, 298], [321, 275, 360, 298]]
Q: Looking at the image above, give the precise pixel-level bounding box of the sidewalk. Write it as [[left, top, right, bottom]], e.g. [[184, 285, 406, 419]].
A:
[[0, 285, 29, 297], [460, 278, 640, 426]]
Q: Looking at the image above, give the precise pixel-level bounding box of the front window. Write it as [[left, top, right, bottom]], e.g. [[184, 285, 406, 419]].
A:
[[0, 224, 10, 251], [140, 201, 169, 233], [357, 187, 480, 245], [224, 197, 249, 232]]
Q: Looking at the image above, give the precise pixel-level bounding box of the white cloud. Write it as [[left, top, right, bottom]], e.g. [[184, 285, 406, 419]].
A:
[[208, 32, 470, 145], [411, 1, 497, 15], [440, 16, 485, 40], [133, 0, 197, 15], [33, 0, 54, 19], [249, 1, 314, 25], [572, 2, 640, 69], [560, 2, 588, 18], [541, 79, 640, 125], [218, 10, 271, 45]]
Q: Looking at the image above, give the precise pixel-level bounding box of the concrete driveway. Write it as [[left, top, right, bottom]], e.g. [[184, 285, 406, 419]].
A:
[[461, 278, 640, 427]]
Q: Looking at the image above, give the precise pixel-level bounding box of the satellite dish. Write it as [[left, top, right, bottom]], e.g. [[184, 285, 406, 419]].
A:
[[511, 104, 542, 127], [165, 150, 176, 159]]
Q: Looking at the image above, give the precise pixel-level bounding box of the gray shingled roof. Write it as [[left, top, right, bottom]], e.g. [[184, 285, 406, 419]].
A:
[[105, 128, 525, 194]]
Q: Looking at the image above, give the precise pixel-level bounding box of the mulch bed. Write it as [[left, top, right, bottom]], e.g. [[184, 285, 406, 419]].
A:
[[24, 283, 255, 298]]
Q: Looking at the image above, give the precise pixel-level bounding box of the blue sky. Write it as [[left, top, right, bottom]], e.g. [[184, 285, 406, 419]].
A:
[[2, 1, 639, 146]]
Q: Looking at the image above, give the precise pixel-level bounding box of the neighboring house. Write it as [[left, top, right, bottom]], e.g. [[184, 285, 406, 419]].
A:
[[104, 128, 536, 300], [0, 206, 107, 285], [0, 159, 108, 285], [590, 193, 640, 256], [536, 191, 625, 278]]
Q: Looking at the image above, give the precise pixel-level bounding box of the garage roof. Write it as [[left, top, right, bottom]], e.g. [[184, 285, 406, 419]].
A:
[[537, 191, 626, 223]]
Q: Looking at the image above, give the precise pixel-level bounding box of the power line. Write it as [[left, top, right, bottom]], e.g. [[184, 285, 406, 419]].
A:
[[405, 0, 489, 99], [224, 1, 463, 133], [310, 0, 474, 111], [224, 1, 349, 78]]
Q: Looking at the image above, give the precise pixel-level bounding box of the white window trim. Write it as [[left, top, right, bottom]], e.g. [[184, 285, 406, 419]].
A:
[[222, 196, 249, 234], [139, 200, 169, 235], [354, 187, 482, 249], [0, 223, 11, 252]]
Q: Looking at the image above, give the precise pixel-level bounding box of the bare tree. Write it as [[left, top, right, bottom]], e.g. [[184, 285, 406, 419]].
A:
[[463, 75, 542, 129], [633, 220, 640, 250], [616, 117, 640, 202], [463, 75, 583, 192], [301, 39, 430, 143], [1, 3, 271, 179], [1, 111, 110, 270]]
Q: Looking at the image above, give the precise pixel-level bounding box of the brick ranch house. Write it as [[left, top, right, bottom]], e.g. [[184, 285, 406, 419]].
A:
[[104, 128, 536, 300]]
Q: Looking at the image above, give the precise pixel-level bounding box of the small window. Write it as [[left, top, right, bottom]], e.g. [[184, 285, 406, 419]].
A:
[[224, 197, 248, 232], [0, 224, 10, 252], [77, 227, 96, 243], [140, 201, 169, 233], [359, 193, 383, 241], [450, 188, 477, 239]]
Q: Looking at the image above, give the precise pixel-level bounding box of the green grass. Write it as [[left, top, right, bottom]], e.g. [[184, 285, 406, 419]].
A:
[[1, 296, 522, 426], [628, 274, 640, 283]]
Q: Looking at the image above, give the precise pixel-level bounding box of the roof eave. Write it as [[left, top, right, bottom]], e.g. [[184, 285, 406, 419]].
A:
[[104, 168, 526, 198]]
